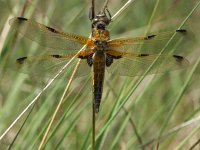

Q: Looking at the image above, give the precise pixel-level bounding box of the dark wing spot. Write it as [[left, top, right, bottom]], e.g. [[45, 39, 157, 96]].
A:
[[139, 54, 149, 57], [78, 55, 88, 59], [50, 54, 62, 58], [145, 34, 156, 40], [46, 26, 58, 33], [17, 17, 28, 21], [173, 55, 183, 62], [16, 57, 27, 64], [108, 54, 122, 59], [113, 55, 122, 59], [176, 29, 187, 33], [86, 55, 93, 66]]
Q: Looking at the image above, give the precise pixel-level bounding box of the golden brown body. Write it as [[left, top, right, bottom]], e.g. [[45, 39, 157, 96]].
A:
[[92, 53, 106, 112], [91, 28, 110, 112]]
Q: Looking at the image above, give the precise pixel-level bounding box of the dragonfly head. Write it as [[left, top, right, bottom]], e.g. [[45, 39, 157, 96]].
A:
[[92, 13, 111, 30]]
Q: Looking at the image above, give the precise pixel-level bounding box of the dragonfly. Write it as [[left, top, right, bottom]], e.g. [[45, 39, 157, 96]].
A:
[[9, 10, 189, 113]]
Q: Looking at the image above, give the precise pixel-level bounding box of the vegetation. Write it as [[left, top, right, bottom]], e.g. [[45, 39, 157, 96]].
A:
[[0, 0, 200, 149]]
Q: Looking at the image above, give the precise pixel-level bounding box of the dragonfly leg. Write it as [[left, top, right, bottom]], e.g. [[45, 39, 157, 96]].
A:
[[106, 54, 113, 66], [87, 55, 93, 66]]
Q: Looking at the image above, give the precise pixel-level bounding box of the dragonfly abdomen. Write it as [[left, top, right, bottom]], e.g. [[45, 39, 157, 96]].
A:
[[92, 52, 106, 113], [93, 86, 103, 113]]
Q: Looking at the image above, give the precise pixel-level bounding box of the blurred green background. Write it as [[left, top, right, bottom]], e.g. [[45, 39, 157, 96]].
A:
[[0, 0, 200, 149]]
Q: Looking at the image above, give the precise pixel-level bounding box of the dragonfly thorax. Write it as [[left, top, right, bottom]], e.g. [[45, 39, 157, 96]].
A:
[[94, 40, 107, 46], [92, 28, 109, 53], [92, 29, 110, 41], [93, 39, 107, 53]]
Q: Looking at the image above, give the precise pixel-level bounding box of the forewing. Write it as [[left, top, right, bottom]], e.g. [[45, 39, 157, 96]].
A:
[[9, 17, 91, 51], [106, 53, 189, 77], [107, 30, 187, 54]]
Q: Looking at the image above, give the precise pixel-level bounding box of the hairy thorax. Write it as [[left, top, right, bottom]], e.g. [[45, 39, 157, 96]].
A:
[[92, 29, 110, 53], [92, 29, 110, 41]]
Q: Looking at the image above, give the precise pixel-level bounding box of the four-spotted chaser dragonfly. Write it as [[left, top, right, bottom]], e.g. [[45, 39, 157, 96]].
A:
[[9, 10, 189, 113]]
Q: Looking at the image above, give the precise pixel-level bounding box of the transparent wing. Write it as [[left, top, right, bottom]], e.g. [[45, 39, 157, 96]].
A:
[[9, 17, 92, 51], [107, 30, 187, 54], [106, 52, 189, 77], [15, 53, 92, 79]]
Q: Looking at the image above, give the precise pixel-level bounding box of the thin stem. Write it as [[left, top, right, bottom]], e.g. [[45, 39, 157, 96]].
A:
[[144, 0, 160, 35], [111, 0, 137, 21], [92, 102, 96, 150], [100, 0, 109, 14], [157, 0, 200, 139], [38, 60, 81, 149], [142, 113, 200, 147], [123, 108, 144, 150], [7, 103, 35, 150], [189, 138, 200, 150]]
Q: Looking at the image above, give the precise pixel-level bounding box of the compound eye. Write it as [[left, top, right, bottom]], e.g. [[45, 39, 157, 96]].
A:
[[102, 17, 110, 25]]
